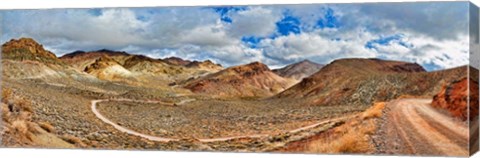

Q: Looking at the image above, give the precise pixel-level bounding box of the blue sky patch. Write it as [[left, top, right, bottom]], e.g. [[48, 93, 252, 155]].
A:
[[276, 14, 301, 36], [365, 34, 412, 49], [422, 62, 442, 71], [211, 6, 246, 23], [242, 36, 263, 48], [316, 8, 340, 29], [87, 9, 103, 16]]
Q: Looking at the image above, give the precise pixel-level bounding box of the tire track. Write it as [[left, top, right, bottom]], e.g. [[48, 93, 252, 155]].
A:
[[378, 99, 469, 156]]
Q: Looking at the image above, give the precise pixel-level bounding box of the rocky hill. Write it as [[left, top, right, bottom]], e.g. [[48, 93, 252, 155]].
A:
[[431, 67, 479, 121], [277, 58, 465, 107], [0, 38, 78, 80], [184, 61, 297, 98], [83, 55, 134, 81], [431, 77, 478, 121], [1, 38, 61, 65], [273, 60, 324, 80]]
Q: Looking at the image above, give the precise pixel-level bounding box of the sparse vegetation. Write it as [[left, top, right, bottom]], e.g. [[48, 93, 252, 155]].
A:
[[1, 88, 38, 145], [61, 134, 86, 147], [303, 102, 386, 154], [308, 120, 376, 153], [362, 102, 385, 119], [1, 37, 469, 154]]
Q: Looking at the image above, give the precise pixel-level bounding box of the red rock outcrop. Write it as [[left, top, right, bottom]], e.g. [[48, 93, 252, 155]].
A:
[[1, 38, 60, 64], [432, 78, 479, 121]]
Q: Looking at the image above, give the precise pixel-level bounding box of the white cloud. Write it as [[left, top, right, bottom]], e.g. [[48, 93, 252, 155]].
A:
[[227, 7, 282, 37], [258, 29, 376, 64], [378, 34, 469, 69], [1, 2, 471, 70]]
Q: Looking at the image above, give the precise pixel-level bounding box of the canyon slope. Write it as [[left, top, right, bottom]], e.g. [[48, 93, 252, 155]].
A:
[[184, 62, 297, 98], [277, 58, 466, 106]]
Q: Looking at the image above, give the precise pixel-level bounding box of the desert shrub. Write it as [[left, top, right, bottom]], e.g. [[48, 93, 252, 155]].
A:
[[38, 122, 55, 133], [1, 103, 10, 122], [61, 135, 86, 147], [2, 88, 12, 103], [14, 98, 33, 113], [361, 102, 385, 120], [308, 106, 380, 154], [11, 120, 29, 138], [308, 126, 372, 153], [11, 120, 28, 134]]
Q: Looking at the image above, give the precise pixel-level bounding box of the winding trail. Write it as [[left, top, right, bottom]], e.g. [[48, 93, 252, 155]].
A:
[[91, 99, 352, 143], [377, 99, 469, 156]]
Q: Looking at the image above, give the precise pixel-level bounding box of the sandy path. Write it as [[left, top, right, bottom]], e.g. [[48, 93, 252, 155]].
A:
[[91, 99, 348, 143], [377, 99, 469, 156], [91, 99, 178, 142]]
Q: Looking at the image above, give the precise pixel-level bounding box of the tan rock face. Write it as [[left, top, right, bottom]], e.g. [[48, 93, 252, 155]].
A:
[[83, 56, 121, 73], [1, 38, 60, 64], [432, 78, 479, 121]]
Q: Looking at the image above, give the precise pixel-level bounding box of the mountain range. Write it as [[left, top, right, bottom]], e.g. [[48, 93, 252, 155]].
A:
[[1, 37, 469, 103]]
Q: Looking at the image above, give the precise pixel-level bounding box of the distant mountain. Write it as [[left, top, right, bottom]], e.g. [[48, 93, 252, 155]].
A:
[[273, 60, 324, 80], [163, 57, 223, 72], [122, 55, 188, 76], [184, 61, 297, 98], [163, 57, 192, 66], [60, 49, 129, 59], [185, 60, 223, 72], [60, 49, 224, 85], [277, 58, 465, 107], [2, 38, 61, 65]]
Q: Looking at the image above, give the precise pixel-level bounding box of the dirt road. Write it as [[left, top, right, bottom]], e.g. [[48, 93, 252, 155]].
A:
[[375, 99, 469, 156], [91, 99, 351, 143]]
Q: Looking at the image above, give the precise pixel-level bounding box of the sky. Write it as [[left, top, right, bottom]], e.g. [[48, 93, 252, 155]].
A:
[[0, 2, 471, 71]]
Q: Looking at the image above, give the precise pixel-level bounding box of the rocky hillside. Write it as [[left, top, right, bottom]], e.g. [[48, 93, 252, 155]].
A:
[[0, 38, 78, 80], [431, 78, 479, 121], [1, 88, 78, 148], [273, 60, 324, 80], [1, 38, 61, 65], [431, 66, 479, 121], [184, 61, 297, 98], [277, 58, 465, 107], [61, 49, 223, 84]]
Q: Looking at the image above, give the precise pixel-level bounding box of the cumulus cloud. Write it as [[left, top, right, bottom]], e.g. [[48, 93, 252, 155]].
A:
[[227, 7, 282, 37], [0, 1, 471, 70]]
